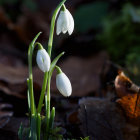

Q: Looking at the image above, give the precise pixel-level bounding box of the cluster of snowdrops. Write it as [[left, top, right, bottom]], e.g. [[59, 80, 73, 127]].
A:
[[18, 0, 74, 140]]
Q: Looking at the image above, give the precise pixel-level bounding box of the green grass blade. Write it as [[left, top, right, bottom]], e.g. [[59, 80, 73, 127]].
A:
[[49, 107, 55, 129], [18, 123, 23, 140], [50, 52, 65, 76], [31, 115, 37, 140], [37, 113, 41, 140]]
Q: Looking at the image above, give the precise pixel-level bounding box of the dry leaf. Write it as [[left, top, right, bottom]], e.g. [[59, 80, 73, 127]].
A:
[[78, 98, 125, 140], [0, 103, 13, 128], [117, 94, 140, 125]]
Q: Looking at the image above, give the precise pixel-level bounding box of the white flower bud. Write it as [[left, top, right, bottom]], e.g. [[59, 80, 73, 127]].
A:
[[56, 8, 74, 35], [56, 72, 72, 97], [36, 49, 50, 72]]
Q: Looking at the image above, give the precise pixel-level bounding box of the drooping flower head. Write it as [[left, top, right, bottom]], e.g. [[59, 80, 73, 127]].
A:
[[36, 48, 50, 72], [56, 66, 72, 97], [56, 5, 74, 35]]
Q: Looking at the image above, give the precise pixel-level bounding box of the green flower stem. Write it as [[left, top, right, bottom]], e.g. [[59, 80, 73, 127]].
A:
[[31, 114, 37, 140], [46, 74, 51, 139], [48, 0, 66, 57], [62, 4, 66, 11], [44, 1, 66, 138], [34, 42, 44, 50], [37, 72, 48, 113], [29, 41, 44, 114], [49, 107, 55, 129], [28, 32, 42, 115], [38, 0, 66, 114], [27, 79, 31, 113], [34, 40, 49, 115], [55, 66, 62, 74], [37, 113, 41, 140], [28, 59, 35, 115], [44, 95, 48, 140]]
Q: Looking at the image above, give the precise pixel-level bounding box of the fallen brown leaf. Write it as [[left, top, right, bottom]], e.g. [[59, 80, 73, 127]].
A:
[[117, 94, 140, 125], [78, 97, 125, 140], [0, 103, 13, 128]]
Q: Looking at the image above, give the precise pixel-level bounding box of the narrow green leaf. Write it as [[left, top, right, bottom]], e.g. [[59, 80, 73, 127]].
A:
[[31, 115, 37, 140], [27, 79, 31, 113], [18, 123, 23, 140], [30, 32, 42, 50], [37, 113, 41, 140], [50, 52, 64, 75], [27, 78, 36, 115], [27, 90, 31, 112], [23, 127, 31, 140], [45, 95, 47, 111], [49, 107, 55, 129], [44, 95, 48, 140]]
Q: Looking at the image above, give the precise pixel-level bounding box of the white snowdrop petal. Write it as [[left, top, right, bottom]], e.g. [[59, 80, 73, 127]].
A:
[[66, 9, 74, 35], [36, 49, 50, 72], [56, 8, 74, 35], [61, 11, 69, 34], [56, 73, 72, 97], [56, 11, 69, 35], [56, 11, 63, 35], [62, 28, 67, 34], [41, 49, 51, 71], [37, 53, 45, 72], [57, 11, 66, 33], [56, 24, 61, 35]]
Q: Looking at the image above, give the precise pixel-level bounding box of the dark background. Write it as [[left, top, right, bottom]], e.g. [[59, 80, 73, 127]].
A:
[[0, 0, 140, 139]]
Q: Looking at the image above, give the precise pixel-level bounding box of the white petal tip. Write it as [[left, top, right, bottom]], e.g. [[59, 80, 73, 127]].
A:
[[56, 30, 61, 35], [68, 31, 73, 35]]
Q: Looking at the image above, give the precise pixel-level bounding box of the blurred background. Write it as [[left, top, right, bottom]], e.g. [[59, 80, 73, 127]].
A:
[[0, 0, 140, 139]]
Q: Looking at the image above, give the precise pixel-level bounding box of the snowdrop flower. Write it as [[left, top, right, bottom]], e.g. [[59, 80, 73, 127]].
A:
[[36, 48, 50, 72], [56, 5, 74, 35], [56, 66, 72, 97]]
